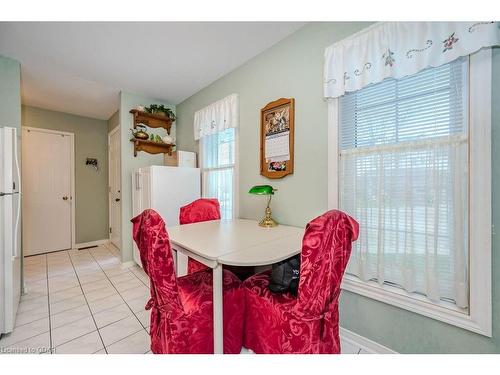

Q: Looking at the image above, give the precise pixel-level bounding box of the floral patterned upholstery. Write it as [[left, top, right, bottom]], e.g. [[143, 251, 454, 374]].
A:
[[243, 210, 359, 354], [131, 209, 245, 354], [179, 198, 221, 274]]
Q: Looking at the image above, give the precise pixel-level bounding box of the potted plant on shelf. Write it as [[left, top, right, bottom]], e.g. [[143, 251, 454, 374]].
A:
[[144, 104, 176, 121]]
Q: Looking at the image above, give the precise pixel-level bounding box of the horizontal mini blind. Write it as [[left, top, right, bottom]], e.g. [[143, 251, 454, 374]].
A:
[[339, 57, 469, 309]]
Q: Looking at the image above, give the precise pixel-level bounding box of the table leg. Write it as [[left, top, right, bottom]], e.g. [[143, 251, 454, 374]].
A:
[[213, 263, 223, 354]]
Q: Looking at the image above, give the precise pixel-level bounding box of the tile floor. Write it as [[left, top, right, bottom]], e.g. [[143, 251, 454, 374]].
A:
[[0, 243, 151, 354], [0, 242, 363, 354]]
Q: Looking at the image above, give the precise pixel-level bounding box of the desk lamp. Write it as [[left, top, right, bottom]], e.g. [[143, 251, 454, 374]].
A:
[[248, 185, 278, 227]]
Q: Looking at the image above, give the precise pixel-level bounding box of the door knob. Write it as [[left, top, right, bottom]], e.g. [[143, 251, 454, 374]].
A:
[[115, 198, 121, 202], [62, 196, 69, 201]]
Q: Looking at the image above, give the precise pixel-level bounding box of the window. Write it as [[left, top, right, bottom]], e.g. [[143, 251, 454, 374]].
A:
[[329, 50, 491, 336], [200, 128, 237, 219]]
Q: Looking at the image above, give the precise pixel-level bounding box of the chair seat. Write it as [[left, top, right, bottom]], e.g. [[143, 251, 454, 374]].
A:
[[244, 271, 323, 354], [177, 268, 243, 315], [174, 268, 245, 353], [242, 210, 359, 354]]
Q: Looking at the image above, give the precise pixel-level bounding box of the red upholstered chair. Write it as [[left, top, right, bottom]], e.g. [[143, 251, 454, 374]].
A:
[[131, 209, 245, 354], [243, 210, 359, 354], [179, 198, 220, 274]]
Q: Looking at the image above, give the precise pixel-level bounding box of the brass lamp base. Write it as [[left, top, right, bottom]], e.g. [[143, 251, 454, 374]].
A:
[[259, 207, 278, 227]]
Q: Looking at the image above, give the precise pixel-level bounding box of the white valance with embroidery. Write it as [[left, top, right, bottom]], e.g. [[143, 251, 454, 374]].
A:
[[324, 22, 500, 98], [194, 94, 239, 140]]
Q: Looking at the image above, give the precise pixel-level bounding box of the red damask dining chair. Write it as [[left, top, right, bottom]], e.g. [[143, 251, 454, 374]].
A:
[[179, 198, 220, 274], [131, 209, 245, 354], [243, 210, 359, 354]]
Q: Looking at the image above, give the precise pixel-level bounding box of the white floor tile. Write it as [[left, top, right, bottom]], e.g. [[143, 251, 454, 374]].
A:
[[51, 316, 97, 347], [87, 294, 124, 314], [114, 278, 144, 293], [106, 330, 150, 354], [50, 294, 87, 315], [93, 303, 132, 329], [135, 309, 150, 329], [0, 331, 51, 354], [103, 266, 131, 278], [74, 264, 102, 275], [20, 290, 48, 302], [49, 286, 83, 304], [0, 317, 49, 347], [120, 285, 149, 302], [125, 296, 149, 313], [54, 331, 104, 354], [17, 295, 48, 314], [50, 304, 91, 329], [14, 305, 49, 326], [78, 270, 107, 284], [81, 278, 112, 293], [84, 285, 118, 302], [109, 272, 135, 285], [98, 315, 143, 347], [9, 249, 161, 354]]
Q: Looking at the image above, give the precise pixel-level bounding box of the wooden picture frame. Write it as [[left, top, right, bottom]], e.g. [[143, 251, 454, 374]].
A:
[[260, 98, 295, 179]]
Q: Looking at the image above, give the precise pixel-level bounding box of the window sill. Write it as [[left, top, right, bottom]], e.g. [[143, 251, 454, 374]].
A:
[[341, 275, 491, 337]]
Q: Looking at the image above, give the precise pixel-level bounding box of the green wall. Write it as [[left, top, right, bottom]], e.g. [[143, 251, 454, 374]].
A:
[[21, 105, 109, 244], [0, 55, 21, 130], [119, 92, 175, 263], [177, 22, 370, 229], [176, 22, 500, 353]]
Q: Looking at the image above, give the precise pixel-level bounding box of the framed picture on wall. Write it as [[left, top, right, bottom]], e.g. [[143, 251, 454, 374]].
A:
[[260, 98, 295, 179]]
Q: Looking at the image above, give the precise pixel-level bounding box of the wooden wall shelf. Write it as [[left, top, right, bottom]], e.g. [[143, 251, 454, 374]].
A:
[[130, 139, 174, 157], [130, 109, 173, 135]]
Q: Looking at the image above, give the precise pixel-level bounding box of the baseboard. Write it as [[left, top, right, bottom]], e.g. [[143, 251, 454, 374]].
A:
[[75, 239, 109, 249], [340, 327, 397, 354]]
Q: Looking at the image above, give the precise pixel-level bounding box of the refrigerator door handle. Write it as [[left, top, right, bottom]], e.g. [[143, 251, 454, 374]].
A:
[[13, 194, 20, 258]]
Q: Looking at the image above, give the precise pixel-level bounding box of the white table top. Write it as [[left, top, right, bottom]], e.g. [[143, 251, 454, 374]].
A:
[[167, 219, 304, 265]]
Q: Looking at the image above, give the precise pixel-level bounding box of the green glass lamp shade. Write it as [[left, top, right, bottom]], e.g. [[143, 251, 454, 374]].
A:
[[248, 185, 278, 227], [248, 185, 275, 195]]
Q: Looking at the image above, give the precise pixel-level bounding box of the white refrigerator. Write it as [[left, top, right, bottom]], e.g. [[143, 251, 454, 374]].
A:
[[132, 166, 200, 274], [0, 127, 22, 335]]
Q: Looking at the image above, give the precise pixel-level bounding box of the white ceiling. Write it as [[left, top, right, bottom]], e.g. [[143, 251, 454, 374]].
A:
[[0, 22, 305, 120]]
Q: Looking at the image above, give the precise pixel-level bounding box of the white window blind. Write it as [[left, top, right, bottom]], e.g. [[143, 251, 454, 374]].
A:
[[339, 57, 469, 310], [200, 128, 236, 219]]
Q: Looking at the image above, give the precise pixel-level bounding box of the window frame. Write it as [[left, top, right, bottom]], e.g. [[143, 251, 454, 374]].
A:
[[199, 127, 239, 219], [328, 49, 492, 336]]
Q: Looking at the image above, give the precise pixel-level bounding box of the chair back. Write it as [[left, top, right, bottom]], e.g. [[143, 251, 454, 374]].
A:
[[297, 210, 359, 316], [179, 198, 221, 224], [131, 209, 182, 312]]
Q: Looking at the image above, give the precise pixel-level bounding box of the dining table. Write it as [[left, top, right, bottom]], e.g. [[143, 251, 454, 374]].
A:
[[167, 218, 304, 354]]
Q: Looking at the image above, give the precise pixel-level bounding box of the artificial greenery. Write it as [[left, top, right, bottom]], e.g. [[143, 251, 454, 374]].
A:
[[144, 104, 176, 121]]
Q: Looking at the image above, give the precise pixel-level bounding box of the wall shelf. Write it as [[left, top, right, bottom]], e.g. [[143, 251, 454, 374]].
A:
[[130, 109, 173, 135], [130, 138, 174, 157]]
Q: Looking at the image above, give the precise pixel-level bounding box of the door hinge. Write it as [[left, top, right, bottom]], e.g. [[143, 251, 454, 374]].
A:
[[109, 227, 112, 234]]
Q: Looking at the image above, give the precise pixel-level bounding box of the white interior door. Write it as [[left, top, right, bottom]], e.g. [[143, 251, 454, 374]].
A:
[[108, 128, 121, 249], [22, 128, 73, 255]]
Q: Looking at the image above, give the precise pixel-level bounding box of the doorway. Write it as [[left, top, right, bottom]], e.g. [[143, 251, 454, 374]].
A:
[[108, 127, 121, 250], [22, 127, 75, 255]]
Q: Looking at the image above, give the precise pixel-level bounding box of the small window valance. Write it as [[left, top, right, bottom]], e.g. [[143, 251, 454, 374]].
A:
[[324, 22, 500, 98], [194, 94, 239, 140]]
